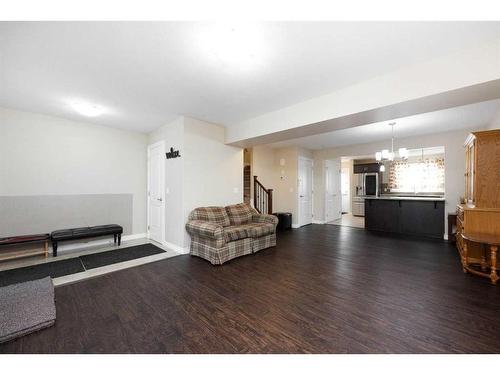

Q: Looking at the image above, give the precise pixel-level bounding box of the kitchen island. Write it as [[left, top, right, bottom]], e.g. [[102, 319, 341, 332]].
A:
[[364, 196, 445, 239]]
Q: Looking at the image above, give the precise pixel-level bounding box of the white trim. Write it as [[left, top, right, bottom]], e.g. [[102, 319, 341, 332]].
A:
[[53, 250, 180, 287], [312, 220, 326, 224], [124, 233, 148, 241], [163, 240, 189, 254], [292, 224, 301, 229], [147, 140, 166, 244], [444, 234, 449, 240], [54, 233, 147, 253]]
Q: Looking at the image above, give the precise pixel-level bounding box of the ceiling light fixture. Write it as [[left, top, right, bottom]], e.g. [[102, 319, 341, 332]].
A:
[[375, 122, 408, 171], [70, 100, 105, 117]]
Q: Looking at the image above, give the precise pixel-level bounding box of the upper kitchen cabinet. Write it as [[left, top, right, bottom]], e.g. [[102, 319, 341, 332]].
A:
[[464, 130, 500, 208], [353, 163, 380, 174]]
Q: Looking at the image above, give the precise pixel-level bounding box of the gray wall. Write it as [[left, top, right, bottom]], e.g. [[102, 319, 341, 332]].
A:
[[0, 107, 148, 236], [0, 194, 133, 237]]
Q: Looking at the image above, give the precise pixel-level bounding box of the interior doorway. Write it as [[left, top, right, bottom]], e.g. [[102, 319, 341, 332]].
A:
[[147, 141, 165, 244], [328, 156, 365, 229]]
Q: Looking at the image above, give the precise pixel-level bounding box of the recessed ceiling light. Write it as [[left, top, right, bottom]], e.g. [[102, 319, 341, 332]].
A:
[[70, 100, 105, 117]]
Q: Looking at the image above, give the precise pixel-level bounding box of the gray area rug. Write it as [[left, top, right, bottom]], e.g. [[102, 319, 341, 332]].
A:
[[0, 277, 56, 343]]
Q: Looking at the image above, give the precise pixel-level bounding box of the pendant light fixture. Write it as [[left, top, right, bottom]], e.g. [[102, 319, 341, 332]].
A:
[[375, 122, 408, 165]]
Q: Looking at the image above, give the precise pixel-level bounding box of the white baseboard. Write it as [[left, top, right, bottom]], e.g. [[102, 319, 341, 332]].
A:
[[292, 224, 301, 229], [163, 240, 189, 254], [312, 220, 326, 224], [56, 233, 146, 253], [125, 233, 148, 241]]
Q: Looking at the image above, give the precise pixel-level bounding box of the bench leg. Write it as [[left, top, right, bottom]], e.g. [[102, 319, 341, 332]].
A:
[[53, 241, 58, 257], [114, 234, 117, 244], [118, 234, 121, 246]]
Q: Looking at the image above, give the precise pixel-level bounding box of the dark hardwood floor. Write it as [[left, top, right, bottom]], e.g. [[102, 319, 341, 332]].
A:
[[1, 225, 499, 353]]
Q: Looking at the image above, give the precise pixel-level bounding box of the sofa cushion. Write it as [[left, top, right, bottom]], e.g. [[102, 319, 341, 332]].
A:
[[252, 213, 279, 225], [223, 224, 254, 242], [223, 223, 275, 242], [185, 220, 225, 242], [225, 203, 255, 225], [189, 207, 231, 227], [247, 223, 275, 238]]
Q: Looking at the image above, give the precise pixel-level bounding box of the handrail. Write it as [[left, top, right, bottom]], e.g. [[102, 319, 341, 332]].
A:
[[253, 176, 273, 214]]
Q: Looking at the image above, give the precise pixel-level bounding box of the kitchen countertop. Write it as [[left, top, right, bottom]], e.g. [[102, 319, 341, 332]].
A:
[[362, 195, 445, 201]]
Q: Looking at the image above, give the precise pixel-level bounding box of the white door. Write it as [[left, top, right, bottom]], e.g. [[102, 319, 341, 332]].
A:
[[341, 167, 351, 213], [325, 159, 342, 222], [298, 158, 313, 227], [148, 141, 165, 244]]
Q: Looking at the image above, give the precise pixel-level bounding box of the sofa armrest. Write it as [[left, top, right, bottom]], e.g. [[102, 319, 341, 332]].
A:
[[252, 214, 278, 225], [185, 220, 225, 240]]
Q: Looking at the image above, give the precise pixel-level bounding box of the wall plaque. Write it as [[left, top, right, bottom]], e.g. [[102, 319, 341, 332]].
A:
[[166, 147, 181, 159]]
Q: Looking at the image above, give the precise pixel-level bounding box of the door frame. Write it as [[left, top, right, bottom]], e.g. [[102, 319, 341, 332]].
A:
[[324, 158, 342, 223], [147, 140, 166, 244], [297, 156, 314, 227]]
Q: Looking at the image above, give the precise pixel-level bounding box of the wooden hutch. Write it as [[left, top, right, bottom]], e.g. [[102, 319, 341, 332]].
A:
[[456, 129, 500, 283]]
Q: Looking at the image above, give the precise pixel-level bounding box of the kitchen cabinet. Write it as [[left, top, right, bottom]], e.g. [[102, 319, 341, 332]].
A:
[[365, 198, 444, 239], [400, 200, 444, 238], [352, 199, 365, 217], [365, 199, 400, 232], [353, 163, 380, 174]]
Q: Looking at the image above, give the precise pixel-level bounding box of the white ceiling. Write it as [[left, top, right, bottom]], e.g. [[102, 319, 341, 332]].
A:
[[1, 22, 500, 133], [267, 99, 500, 150]]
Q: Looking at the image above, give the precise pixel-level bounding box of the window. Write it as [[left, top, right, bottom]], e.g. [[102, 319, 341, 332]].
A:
[[388, 147, 445, 194]]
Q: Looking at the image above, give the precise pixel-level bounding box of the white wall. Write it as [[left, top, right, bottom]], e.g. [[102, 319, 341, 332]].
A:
[[252, 145, 314, 225], [227, 39, 500, 144], [148, 116, 243, 251], [183, 117, 243, 247], [0, 106, 148, 235], [274, 147, 299, 221], [252, 145, 276, 190], [313, 128, 476, 236], [487, 109, 500, 129], [148, 117, 185, 250]]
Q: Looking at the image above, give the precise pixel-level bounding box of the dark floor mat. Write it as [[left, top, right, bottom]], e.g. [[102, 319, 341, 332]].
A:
[[80, 243, 165, 270], [0, 258, 85, 287]]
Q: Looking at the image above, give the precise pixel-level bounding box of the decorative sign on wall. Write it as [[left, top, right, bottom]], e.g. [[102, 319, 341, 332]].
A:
[[166, 147, 181, 159]]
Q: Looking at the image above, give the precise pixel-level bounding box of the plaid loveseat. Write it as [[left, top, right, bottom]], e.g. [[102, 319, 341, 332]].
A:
[[185, 203, 278, 265]]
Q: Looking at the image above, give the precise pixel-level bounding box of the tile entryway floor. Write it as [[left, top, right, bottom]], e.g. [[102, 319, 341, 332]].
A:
[[328, 213, 365, 228]]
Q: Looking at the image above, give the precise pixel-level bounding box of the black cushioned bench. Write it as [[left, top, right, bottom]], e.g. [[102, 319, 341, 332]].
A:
[[51, 225, 123, 257]]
